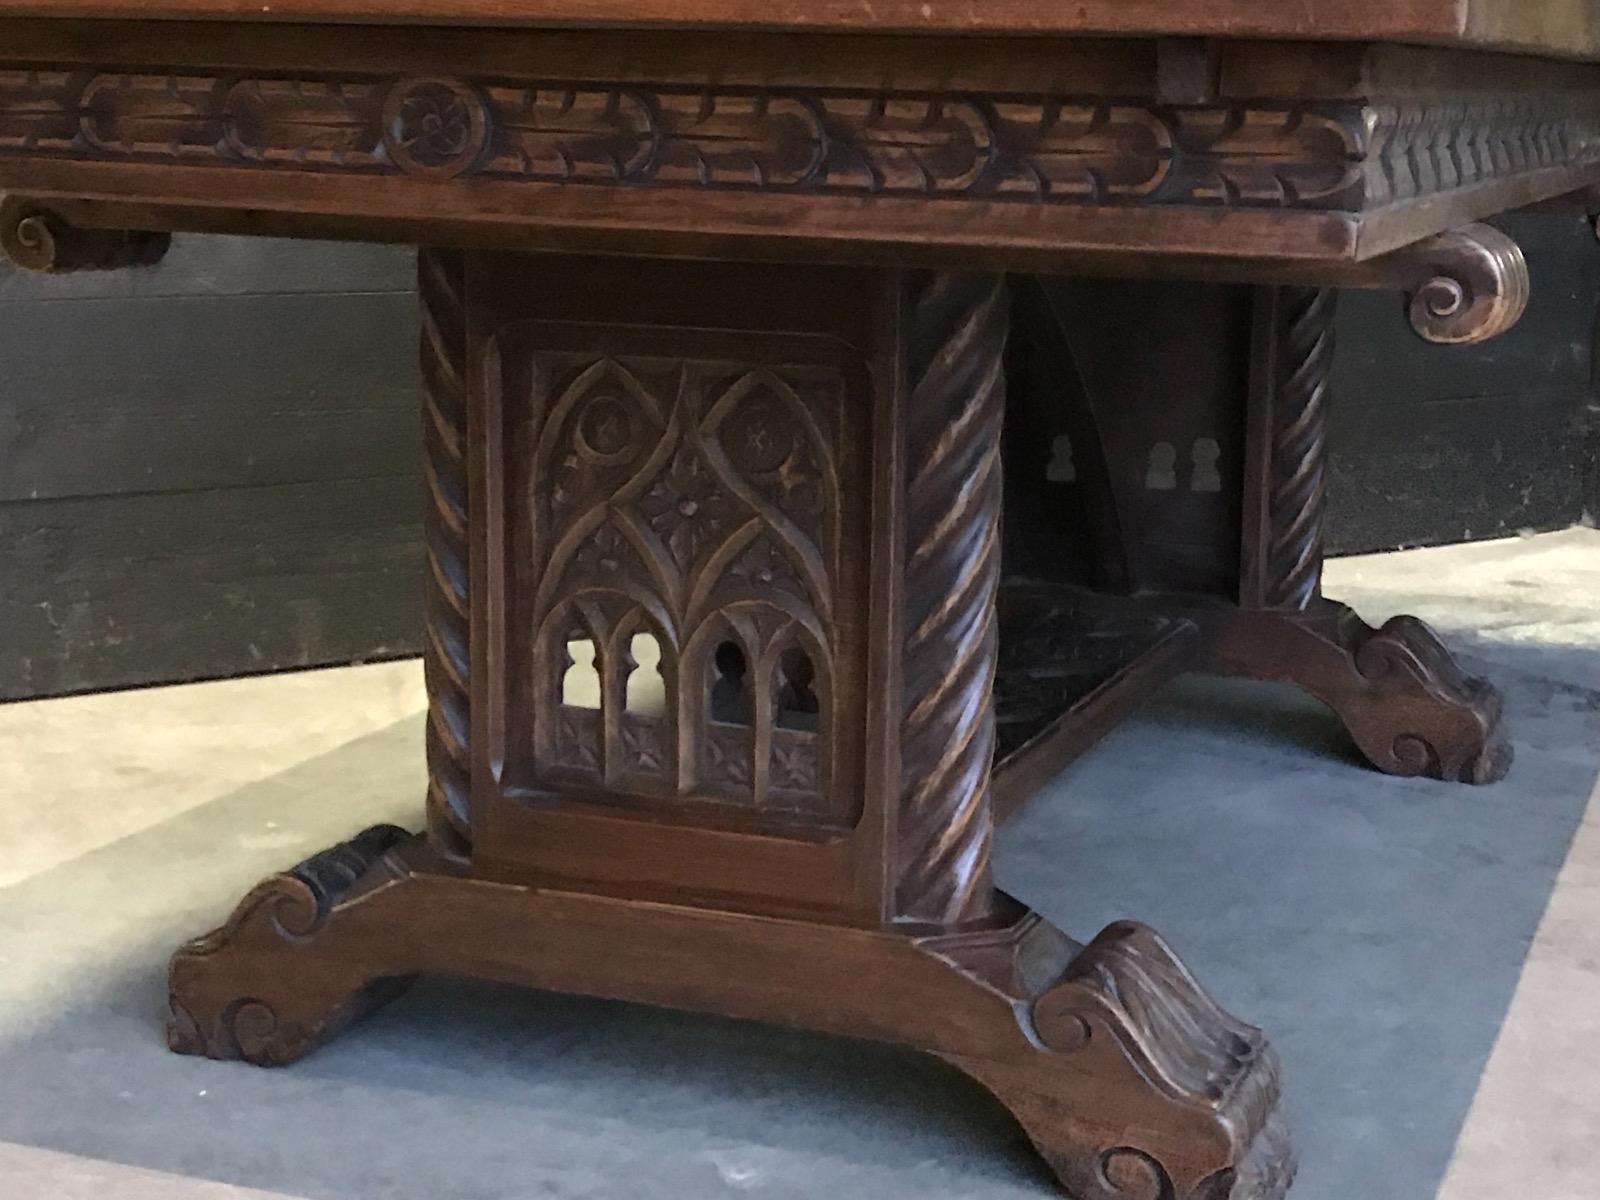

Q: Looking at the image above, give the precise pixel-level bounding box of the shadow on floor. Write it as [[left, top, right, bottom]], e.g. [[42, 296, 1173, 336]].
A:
[[1, 627, 1596, 1200]]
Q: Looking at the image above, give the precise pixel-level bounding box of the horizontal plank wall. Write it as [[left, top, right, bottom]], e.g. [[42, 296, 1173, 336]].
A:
[[1327, 214, 1600, 552], [3, 220, 1592, 700], [0, 235, 422, 700]]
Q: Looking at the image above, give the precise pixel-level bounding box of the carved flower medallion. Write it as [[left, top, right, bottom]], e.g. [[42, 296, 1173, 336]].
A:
[[382, 77, 490, 179]]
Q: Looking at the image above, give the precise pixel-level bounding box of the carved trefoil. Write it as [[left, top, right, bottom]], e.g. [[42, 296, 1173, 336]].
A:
[[503, 334, 857, 828]]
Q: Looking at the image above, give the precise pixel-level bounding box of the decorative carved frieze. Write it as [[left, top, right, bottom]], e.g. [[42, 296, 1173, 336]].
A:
[[4, 67, 1598, 213]]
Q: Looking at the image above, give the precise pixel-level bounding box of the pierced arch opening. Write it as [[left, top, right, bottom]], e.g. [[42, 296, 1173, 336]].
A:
[[774, 646, 821, 733], [625, 631, 668, 717], [710, 640, 752, 727], [561, 634, 602, 710]]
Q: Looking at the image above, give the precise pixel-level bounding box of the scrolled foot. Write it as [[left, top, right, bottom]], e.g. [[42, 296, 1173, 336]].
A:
[[1202, 600, 1511, 786], [950, 922, 1294, 1200], [168, 825, 420, 1065], [1348, 614, 1511, 784]]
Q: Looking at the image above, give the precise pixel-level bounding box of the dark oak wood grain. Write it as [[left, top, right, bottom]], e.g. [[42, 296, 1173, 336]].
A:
[[4, 2, 1583, 1192], [0, 0, 1597, 64]]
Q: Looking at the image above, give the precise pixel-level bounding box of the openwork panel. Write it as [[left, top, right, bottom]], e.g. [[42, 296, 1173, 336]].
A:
[[499, 329, 864, 830]]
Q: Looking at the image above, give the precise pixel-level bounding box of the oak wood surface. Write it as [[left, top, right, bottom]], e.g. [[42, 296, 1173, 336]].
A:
[[0, 0, 1597, 63], [4, 20, 1599, 273]]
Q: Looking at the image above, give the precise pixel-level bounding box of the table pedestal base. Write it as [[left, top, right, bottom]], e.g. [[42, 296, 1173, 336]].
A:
[[169, 826, 1293, 1200], [1006, 278, 1512, 786], [1193, 599, 1510, 785]]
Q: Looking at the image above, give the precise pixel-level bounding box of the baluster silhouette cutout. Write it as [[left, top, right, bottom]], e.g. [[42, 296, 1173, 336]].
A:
[[1045, 434, 1077, 483], [625, 632, 667, 717], [710, 641, 752, 726], [1191, 437, 1223, 493], [775, 647, 821, 733], [1145, 441, 1178, 490], [562, 637, 601, 709]]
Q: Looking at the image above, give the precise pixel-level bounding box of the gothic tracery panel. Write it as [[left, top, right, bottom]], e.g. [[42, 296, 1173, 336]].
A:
[[501, 329, 861, 829]]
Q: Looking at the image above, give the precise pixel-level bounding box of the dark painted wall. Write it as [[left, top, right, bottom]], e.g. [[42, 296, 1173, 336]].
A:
[[2, 221, 1595, 700], [0, 236, 423, 701], [1328, 214, 1600, 553]]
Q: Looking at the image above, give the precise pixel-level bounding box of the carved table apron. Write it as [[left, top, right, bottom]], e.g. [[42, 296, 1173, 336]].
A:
[[4, 13, 1598, 1198]]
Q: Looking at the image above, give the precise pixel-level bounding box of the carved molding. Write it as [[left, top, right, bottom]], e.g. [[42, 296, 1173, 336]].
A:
[[0, 194, 167, 272], [1263, 287, 1335, 611], [895, 273, 1008, 926], [3, 68, 1598, 214], [419, 249, 474, 853], [954, 919, 1294, 1200], [506, 333, 851, 823], [1351, 613, 1513, 784], [167, 825, 415, 1064], [1029, 921, 1293, 1200]]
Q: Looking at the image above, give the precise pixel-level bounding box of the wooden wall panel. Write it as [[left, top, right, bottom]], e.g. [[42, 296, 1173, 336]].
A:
[[1327, 214, 1600, 552], [0, 234, 423, 700]]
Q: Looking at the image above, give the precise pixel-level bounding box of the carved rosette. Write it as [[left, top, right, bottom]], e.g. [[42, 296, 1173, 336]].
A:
[[0, 196, 169, 273], [168, 825, 416, 1065], [382, 77, 491, 179], [420, 248, 473, 853], [895, 273, 1008, 925], [1264, 287, 1335, 611]]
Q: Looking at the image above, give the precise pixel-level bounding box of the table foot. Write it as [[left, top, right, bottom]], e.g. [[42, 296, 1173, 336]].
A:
[[167, 825, 419, 1065], [168, 828, 1290, 1196], [1203, 599, 1511, 784], [949, 921, 1293, 1200]]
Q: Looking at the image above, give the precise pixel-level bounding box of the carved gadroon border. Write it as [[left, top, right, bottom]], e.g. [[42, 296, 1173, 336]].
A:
[[2, 69, 1599, 211]]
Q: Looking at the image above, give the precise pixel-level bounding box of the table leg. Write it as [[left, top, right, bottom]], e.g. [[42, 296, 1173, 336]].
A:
[[1008, 278, 1511, 785], [166, 251, 1292, 1198], [169, 828, 1292, 1200]]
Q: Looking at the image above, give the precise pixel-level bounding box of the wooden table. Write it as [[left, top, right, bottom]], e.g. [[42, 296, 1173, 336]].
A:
[[4, 5, 1596, 1195]]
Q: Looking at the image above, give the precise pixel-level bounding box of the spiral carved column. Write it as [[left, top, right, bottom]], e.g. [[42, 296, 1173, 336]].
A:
[[1263, 287, 1336, 612], [895, 273, 1009, 926], [419, 248, 473, 854]]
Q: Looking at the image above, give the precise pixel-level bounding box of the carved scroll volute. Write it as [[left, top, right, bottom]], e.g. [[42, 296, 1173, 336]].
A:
[[1398, 222, 1529, 345], [0, 196, 169, 273]]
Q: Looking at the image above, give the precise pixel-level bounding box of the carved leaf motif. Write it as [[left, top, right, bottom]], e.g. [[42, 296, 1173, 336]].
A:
[[654, 93, 826, 187], [637, 443, 742, 572], [823, 97, 993, 193], [716, 381, 828, 536], [705, 726, 754, 791], [555, 708, 602, 774], [227, 79, 385, 166], [3, 66, 1598, 211], [989, 102, 1172, 200], [726, 534, 810, 605], [485, 85, 654, 180], [0, 70, 87, 152], [619, 714, 666, 774], [769, 730, 821, 795]]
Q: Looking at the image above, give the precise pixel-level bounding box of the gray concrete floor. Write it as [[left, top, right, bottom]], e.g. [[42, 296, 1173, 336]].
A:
[[1, 530, 1597, 1200]]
